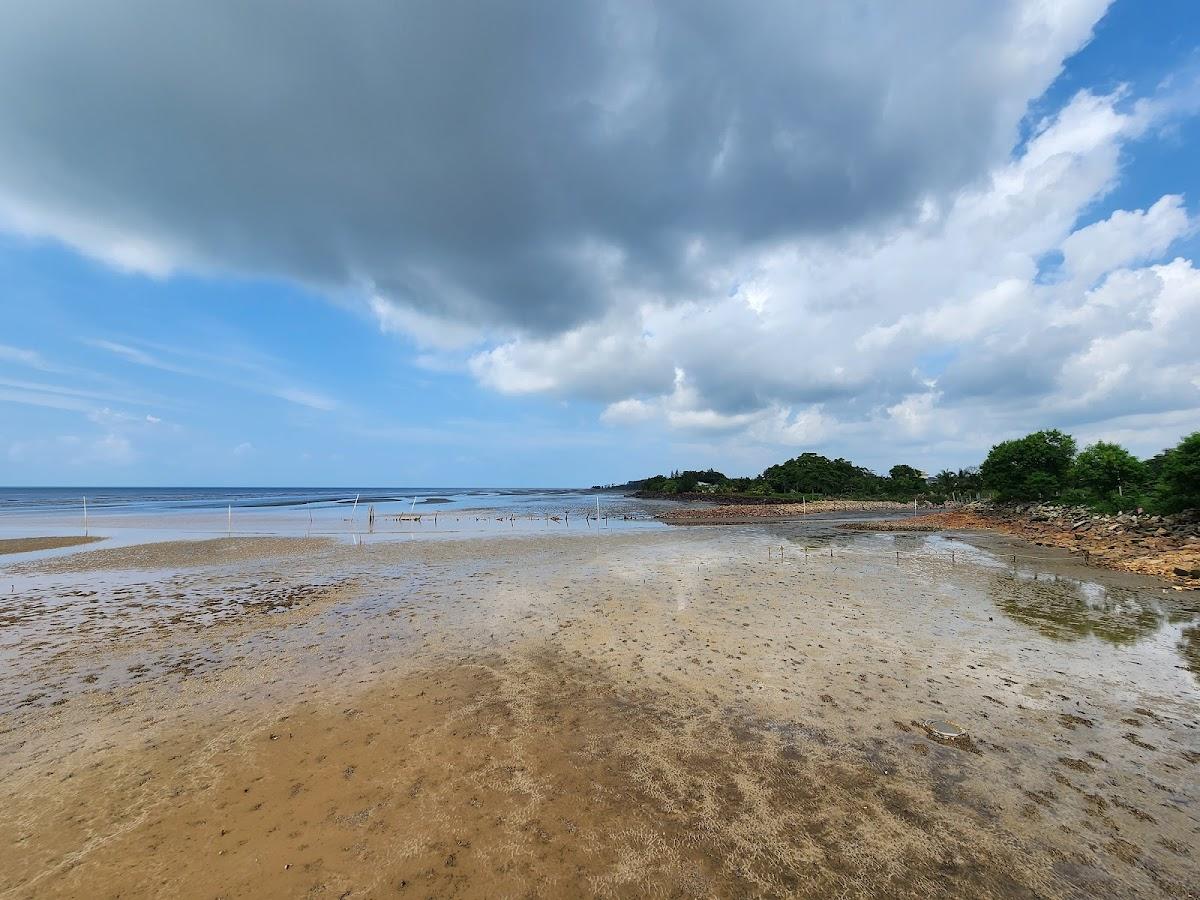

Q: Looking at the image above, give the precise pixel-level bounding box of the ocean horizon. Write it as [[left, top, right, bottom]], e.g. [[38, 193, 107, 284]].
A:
[[0, 485, 619, 516]]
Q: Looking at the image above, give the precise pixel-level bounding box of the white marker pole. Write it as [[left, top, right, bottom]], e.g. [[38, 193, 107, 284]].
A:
[[83, 496, 88, 536], [227, 504, 232, 534]]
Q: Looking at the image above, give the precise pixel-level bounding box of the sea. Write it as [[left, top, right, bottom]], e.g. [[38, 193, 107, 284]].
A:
[[0, 486, 667, 539], [0, 486, 622, 515]]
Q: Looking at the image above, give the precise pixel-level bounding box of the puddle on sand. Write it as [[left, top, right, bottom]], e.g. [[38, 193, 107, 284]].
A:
[[1180, 624, 1200, 676], [923, 719, 966, 739], [988, 570, 1177, 645]]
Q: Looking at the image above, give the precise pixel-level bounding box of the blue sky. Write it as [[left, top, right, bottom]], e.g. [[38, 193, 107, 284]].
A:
[[1, 0, 1198, 486], [1029, 0, 1200, 251], [1, 239, 663, 485]]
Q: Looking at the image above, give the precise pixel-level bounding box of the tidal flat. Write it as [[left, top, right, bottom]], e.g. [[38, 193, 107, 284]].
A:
[[1, 523, 1198, 898]]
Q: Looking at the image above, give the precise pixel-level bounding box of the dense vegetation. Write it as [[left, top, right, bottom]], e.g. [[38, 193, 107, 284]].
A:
[[1151, 432, 1200, 513], [638, 454, 979, 502], [635, 430, 1200, 513], [977, 429, 1077, 502], [977, 429, 1199, 513]]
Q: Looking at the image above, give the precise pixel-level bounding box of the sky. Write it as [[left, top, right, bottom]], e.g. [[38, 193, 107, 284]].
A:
[[0, 0, 1198, 487]]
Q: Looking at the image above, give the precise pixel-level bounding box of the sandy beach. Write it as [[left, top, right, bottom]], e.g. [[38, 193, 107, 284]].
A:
[[2, 522, 1198, 898]]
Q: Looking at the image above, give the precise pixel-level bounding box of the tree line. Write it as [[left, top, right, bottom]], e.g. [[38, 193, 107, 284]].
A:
[[978, 429, 1199, 513], [636, 430, 1200, 513], [638, 455, 975, 501]]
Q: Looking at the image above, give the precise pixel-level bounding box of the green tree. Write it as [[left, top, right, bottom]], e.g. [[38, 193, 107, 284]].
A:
[[760, 453, 885, 496], [676, 469, 728, 492], [979, 429, 1076, 501], [956, 467, 983, 494], [1155, 432, 1200, 513], [888, 464, 926, 494], [1070, 441, 1146, 506], [1144, 449, 1171, 482], [932, 469, 956, 491]]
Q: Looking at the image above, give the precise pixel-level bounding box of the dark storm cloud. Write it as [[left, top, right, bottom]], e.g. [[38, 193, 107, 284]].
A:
[[0, 0, 1096, 333]]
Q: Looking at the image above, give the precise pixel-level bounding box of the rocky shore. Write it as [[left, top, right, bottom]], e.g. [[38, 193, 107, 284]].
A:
[[846, 503, 1200, 588], [656, 498, 916, 524]]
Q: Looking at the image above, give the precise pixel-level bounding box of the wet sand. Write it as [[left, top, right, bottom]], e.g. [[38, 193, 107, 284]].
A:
[[13, 536, 333, 573], [2, 526, 1198, 897], [845, 509, 1200, 588], [0, 536, 103, 556]]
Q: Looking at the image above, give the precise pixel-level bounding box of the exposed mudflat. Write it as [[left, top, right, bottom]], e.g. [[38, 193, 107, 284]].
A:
[[1, 526, 1198, 897], [13, 536, 333, 573], [0, 536, 103, 556]]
